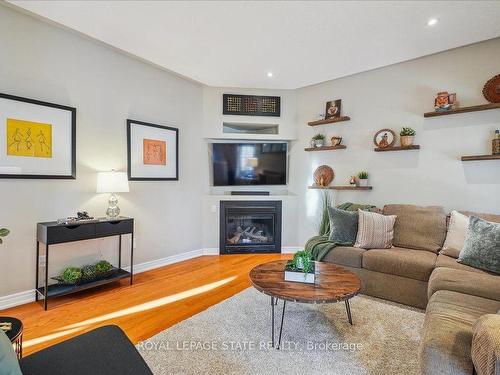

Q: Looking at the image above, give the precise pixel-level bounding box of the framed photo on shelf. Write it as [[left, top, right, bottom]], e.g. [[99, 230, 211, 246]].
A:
[[325, 99, 342, 119], [127, 119, 179, 181], [0, 93, 76, 179]]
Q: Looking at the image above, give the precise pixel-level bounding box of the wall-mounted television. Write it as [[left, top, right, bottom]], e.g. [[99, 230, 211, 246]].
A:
[[212, 142, 287, 186]]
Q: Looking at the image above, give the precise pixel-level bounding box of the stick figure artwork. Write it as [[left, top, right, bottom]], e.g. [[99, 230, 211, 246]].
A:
[[6, 118, 52, 158]]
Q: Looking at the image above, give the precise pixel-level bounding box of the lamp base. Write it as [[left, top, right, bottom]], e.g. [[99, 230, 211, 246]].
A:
[[106, 193, 120, 218]]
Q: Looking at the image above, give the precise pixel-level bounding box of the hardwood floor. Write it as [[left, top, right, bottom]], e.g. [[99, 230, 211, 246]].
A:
[[0, 254, 291, 357]]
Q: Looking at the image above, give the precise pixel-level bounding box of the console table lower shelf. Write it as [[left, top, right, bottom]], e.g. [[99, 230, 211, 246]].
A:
[[35, 269, 131, 299], [36, 217, 134, 310]]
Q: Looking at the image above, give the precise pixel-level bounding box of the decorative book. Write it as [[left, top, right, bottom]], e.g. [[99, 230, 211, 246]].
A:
[[284, 261, 316, 284]]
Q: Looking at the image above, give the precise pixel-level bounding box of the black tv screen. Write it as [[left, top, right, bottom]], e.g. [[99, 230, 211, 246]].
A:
[[212, 143, 287, 186]]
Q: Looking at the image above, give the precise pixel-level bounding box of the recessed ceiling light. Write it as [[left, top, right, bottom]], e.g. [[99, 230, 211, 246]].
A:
[[427, 18, 438, 26], [267, 72, 273, 78]]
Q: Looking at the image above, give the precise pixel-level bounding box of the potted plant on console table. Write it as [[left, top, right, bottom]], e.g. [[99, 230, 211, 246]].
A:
[[284, 250, 315, 284]]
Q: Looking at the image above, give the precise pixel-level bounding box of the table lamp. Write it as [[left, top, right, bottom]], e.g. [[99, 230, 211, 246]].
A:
[[96, 171, 129, 218]]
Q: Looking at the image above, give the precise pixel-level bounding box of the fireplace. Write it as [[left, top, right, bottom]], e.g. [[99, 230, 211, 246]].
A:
[[220, 201, 282, 254]]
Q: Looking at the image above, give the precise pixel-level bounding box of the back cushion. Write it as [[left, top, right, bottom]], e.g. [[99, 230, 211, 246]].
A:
[[383, 204, 447, 253], [459, 211, 500, 224]]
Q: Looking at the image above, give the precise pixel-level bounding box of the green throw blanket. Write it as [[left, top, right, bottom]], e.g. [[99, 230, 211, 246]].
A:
[[305, 202, 377, 261]]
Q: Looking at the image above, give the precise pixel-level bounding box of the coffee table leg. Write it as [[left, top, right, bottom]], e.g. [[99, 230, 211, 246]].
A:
[[271, 296, 275, 347], [345, 300, 353, 325], [277, 300, 286, 349]]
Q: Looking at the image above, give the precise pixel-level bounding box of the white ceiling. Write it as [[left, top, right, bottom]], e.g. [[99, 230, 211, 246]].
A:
[[8, 1, 500, 89]]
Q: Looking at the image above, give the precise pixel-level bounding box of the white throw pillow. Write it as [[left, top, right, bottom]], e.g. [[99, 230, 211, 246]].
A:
[[441, 211, 469, 258], [354, 209, 397, 249]]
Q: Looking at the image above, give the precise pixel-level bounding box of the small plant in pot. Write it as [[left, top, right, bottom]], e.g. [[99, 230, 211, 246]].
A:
[[312, 133, 326, 148], [0, 228, 9, 244], [291, 250, 313, 273], [400, 127, 416, 146], [284, 250, 315, 283], [357, 171, 369, 187]]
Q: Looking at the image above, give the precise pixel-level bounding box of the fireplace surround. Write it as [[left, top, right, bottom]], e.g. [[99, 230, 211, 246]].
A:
[[220, 201, 282, 254]]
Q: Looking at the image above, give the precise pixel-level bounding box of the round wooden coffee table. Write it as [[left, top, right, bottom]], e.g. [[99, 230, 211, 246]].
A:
[[249, 260, 361, 349]]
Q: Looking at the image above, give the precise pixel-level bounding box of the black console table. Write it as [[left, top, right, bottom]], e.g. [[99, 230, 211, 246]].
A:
[[36, 217, 134, 310]]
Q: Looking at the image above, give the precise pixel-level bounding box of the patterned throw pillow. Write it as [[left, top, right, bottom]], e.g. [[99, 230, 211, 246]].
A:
[[354, 209, 397, 249], [458, 216, 500, 274], [328, 207, 358, 245]]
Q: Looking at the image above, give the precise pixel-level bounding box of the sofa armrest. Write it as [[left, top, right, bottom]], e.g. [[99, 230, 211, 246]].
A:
[[428, 267, 500, 302], [20, 325, 152, 375], [472, 314, 500, 375]]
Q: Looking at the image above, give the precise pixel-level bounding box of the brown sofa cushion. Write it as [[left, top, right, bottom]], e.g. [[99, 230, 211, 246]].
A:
[[383, 204, 447, 253], [321, 246, 366, 268], [428, 267, 500, 302], [436, 254, 492, 275], [459, 211, 500, 223], [472, 314, 500, 375], [361, 247, 437, 281], [419, 290, 500, 375]]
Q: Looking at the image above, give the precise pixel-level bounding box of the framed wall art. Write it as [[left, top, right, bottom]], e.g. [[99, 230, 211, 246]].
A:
[[0, 93, 76, 179], [127, 119, 179, 181], [325, 99, 342, 119]]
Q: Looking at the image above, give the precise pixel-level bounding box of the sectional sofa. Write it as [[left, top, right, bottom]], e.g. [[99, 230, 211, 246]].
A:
[[322, 204, 500, 375]]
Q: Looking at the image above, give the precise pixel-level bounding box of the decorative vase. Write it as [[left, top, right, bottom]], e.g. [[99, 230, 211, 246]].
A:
[[314, 139, 324, 148], [400, 136, 414, 147], [358, 178, 368, 187], [309, 140, 316, 148]]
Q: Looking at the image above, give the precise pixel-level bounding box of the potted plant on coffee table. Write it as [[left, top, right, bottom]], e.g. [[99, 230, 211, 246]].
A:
[[284, 250, 315, 284], [312, 134, 326, 148], [400, 127, 416, 146], [357, 171, 369, 187]]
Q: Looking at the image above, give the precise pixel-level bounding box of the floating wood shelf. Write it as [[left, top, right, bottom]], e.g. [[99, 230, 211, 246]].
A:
[[374, 145, 421, 152], [304, 145, 347, 152], [461, 154, 500, 161], [308, 185, 373, 191], [308, 116, 350, 126], [424, 103, 500, 117]]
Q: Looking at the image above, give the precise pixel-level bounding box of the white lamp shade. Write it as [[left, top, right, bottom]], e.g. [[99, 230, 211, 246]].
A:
[[96, 171, 129, 193]]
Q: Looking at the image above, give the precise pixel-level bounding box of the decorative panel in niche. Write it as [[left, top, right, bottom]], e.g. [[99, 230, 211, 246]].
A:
[[223, 94, 280, 117]]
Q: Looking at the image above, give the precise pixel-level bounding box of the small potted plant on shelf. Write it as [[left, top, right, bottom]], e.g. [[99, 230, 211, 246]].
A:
[[0, 228, 9, 244], [312, 134, 326, 148], [357, 171, 369, 187], [284, 250, 315, 284], [400, 127, 416, 147]]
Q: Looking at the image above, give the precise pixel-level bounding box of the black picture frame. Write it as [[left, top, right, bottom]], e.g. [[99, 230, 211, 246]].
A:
[[0, 93, 76, 179], [127, 119, 179, 181]]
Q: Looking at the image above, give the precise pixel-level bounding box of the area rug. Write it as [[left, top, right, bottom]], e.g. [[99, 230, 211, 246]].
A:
[[138, 288, 424, 375]]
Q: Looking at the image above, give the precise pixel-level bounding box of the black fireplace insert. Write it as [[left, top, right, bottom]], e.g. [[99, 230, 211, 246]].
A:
[[220, 201, 282, 254]]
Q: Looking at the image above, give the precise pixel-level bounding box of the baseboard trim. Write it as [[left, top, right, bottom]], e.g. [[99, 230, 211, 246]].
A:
[[0, 290, 35, 311], [0, 245, 301, 310]]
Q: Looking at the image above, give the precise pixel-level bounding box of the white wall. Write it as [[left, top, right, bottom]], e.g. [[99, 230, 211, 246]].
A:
[[1, 3, 499, 300], [291, 38, 500, 245], [0, 5, 204, 297]]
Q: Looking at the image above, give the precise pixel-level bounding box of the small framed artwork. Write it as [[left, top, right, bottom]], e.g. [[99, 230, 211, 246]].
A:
[[127, 119, 179, 181], [373, 129, 396, 149], [0, 93, 76, 179], [325, 99, 342, 119]]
